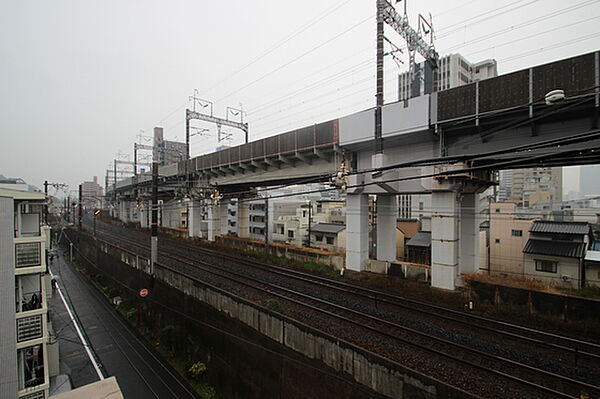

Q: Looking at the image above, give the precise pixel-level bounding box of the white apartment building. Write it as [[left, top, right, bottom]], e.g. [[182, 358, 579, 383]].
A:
[[272, 200, 346, 247], [1, 188, 52, 399], [398, 53, 497, 101]]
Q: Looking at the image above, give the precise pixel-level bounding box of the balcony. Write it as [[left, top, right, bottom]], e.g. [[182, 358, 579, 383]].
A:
[[16, 274, 43, 313], [18, 344, 45, 390], [15, 211, 42, 238]]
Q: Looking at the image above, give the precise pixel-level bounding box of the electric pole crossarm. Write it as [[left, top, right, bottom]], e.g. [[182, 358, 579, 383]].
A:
[[186, 110, 248, 136], [379, 0, 438, 67], [134, 143, 154, 151], [115, 160, 151, 167]]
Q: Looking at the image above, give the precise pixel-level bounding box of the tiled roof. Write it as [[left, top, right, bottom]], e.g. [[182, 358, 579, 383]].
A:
[[529, 221, 590, 235], [523, 239, 586, 259], [311, 223, 345, 234], [406, 231, 431, 248]]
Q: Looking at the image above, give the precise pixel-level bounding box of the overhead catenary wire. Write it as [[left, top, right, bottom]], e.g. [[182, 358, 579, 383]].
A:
[[141, 0, 595, 154]]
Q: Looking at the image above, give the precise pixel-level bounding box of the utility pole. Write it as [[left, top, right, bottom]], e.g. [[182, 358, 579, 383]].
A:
[[150, 162, 158, 274], [307, 201, 312, 248], [44, 181, 49, 225], [264, 197, 269, 254], [78, 184, 83, 231]]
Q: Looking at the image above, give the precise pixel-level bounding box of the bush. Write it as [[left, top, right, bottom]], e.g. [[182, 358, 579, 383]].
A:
[[266, 298, 284, 314], [187, 362, 207, 380]]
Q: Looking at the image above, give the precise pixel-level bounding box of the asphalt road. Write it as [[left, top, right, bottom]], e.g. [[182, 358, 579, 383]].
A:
[[49, 245, 198, 399]]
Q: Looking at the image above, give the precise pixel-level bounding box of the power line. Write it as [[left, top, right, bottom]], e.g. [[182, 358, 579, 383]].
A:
[[204, 0, 354, 97], [214, 14, 374, 104]]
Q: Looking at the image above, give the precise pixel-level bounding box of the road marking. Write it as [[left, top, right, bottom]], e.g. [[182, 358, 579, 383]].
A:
[[50, 265, 105, 381]]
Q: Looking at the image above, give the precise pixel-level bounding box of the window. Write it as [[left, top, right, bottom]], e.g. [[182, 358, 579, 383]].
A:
[[317, 204, 323, 213], [495, 239, 500, 244], [495, 208, 500, 213], [535, 259, 557, 273], [316, 234, 323, 242], [278, 226, 284, 234], [511, 230, 522, 237], [15, 243, 41, 268], [326, 236, 334, 245], [419, 202, 424, 211], [288, 230, 294, 238]]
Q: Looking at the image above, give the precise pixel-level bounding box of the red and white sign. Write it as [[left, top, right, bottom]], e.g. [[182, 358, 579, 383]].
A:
[[139, 288, 149, 297]]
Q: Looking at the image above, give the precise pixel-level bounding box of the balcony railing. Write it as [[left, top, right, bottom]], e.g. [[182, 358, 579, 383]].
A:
[[17, 315, 43, 343], [15, 242, 42, 269]]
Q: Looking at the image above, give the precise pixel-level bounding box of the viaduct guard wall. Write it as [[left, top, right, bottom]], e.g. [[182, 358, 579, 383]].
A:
[[63, 229, 476, 399]]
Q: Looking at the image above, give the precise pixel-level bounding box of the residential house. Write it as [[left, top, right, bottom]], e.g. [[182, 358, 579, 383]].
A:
[[523, 221, 593, 287], [489, 202, 533, 276], [309, 223, 346, 253], [405, 231, 431, 265]]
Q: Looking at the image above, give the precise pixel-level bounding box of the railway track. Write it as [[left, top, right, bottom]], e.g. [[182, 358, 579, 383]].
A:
[[80, 219, 600, 398]]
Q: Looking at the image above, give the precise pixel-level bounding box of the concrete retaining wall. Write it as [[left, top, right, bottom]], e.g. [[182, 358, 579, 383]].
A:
[[469, 280, 600, 325], [217, 236, 346, 270], [67, 229, 475, 399]]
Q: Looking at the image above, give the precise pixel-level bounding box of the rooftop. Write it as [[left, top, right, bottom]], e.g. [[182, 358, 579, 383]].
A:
[[0, 187, 45, 201], [406, 231, 431, 248], [311, 223, 345, 234], [585, 250, 600, 263], [50, 377, 123, 399], [529, 221, 591, 235], [523, 239, 587, 259]]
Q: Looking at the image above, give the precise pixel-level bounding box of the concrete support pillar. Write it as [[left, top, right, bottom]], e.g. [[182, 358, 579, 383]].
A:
[[238, 200, 250, 238], [188, 200, 202, 237], [207, 203, 219, 242], [346, 194, 369, 271], [139, 201, 149, 228], [460, 193, 479, 275], [431, 191, 459, 290], [119, 201, 129, 223], [376, 195, 398, 262], [219, 201, 229, 236]]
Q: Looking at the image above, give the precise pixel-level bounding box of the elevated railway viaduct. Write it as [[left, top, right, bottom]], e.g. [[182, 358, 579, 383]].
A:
[[109, 51, 600, 289]]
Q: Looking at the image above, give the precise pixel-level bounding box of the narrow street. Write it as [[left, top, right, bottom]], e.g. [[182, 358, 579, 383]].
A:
[[49, 248, 197, 399]]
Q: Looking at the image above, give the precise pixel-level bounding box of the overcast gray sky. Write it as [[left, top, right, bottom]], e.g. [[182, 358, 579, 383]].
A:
[[1, 0, 598, 195]]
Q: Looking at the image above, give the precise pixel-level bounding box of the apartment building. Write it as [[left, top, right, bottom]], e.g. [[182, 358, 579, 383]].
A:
[[272, 200, 345, 247], [81, 177, 103, 210], [500, 167, 563, 209], [398, 53, 497, 101], [153, 127, 187, 166], [1, 188, 52, 399]]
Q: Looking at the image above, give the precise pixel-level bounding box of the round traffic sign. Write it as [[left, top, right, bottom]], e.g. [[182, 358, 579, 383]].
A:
[[139, 288, 149, 297]]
